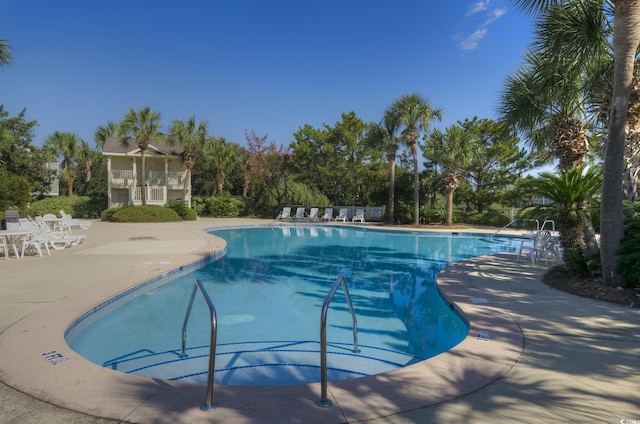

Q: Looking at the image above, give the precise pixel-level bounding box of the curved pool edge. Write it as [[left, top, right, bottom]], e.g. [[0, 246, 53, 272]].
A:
[[0, 224, 524, 424]]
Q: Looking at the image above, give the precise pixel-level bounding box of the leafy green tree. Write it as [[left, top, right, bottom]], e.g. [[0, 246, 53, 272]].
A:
[[118, 106, 162, 205], [386, 93, 443, 225], [291, 112, 377, 206], [167, 116, 208, 201], [0, 107, 50, 197], [424, 125, 476, 226], [458, 117, 533, 213]]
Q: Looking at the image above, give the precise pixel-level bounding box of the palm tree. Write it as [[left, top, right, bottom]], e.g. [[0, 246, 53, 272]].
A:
[[94, 121, 119, 150], [386, 93, 443, 225], [524, 165, 602, 266], [424, 125, 476, 226], [365, 115, 400, 224], [167, 116, 208, 202], [44, 131, 82, 197], [0, 39, 12, 67], [203, 136, 236, 196], [511, 0, 640, 286], [500, 52, 589, 169], [118, 106, 162, 206]]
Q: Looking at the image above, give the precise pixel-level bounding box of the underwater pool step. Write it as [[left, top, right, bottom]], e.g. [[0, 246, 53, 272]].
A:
[[103, 340, 421, 386]]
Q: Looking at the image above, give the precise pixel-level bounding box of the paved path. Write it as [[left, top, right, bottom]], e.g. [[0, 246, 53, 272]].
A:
[[0, 219, 638, 423]]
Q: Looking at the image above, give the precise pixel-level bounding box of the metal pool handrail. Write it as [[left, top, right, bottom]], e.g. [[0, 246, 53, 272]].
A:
[[317, 273, 359, 408], [181, 279, 217, 411]]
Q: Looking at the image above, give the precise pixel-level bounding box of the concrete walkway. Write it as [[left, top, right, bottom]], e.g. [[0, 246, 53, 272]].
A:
[[0, 219, 638, 423]]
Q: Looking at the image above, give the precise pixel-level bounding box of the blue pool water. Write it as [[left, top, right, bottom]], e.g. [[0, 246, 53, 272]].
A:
[[65, 226, 519, 386]]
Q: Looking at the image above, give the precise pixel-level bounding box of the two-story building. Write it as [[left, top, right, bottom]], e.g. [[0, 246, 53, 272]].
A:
[[102, 137, 190, 209]]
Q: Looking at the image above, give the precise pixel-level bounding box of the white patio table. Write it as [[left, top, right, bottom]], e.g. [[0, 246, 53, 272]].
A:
[[0, 229, 32, 259]]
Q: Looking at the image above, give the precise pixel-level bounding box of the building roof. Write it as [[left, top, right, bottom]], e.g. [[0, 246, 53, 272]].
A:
[[102, 137, 184, 157]]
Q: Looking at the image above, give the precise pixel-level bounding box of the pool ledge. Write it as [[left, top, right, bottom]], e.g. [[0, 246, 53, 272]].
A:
[[0, 245, 523, 423]]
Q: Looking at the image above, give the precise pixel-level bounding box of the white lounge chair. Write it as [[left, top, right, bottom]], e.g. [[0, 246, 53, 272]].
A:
[[19, 221, 50, 257], [335, 208, 349, 222], [59, 210, 92, 231], [352, 208, 365, 223], [308, 207, 319, 221], [293, 207, 306, 220], [34, 217, 85, 248], [276, 207, 291, 221], [320, 208, 333, 221]]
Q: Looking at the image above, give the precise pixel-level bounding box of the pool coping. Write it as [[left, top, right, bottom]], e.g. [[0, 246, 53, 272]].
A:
[[0, 225, 524, 424]]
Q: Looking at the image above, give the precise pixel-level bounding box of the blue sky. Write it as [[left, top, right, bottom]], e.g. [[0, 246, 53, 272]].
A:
[[1, 1, 534, 149]]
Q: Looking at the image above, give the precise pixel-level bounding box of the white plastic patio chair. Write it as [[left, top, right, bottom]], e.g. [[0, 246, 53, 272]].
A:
[[0, 236, 8, 260], [527, 230, 553, 265]]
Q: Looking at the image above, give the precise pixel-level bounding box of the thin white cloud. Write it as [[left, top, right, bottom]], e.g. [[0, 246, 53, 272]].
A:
[[458, 28, 488, 52], [466, 1, 490, 16], [456, 3, 507, 52], [489, 7, 507, 21]]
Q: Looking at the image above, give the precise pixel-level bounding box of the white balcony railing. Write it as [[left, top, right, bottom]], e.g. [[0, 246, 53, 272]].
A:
[[133, 186, 165, 203], [109, 170, 185, 188], [111, 170, 135, 185]]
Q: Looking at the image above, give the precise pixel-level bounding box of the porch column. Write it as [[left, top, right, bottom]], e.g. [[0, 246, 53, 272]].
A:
[[106, 156, 112, 208]]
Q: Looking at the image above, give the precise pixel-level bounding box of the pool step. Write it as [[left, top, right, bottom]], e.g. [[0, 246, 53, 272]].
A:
[[103, 340, 420, 386]]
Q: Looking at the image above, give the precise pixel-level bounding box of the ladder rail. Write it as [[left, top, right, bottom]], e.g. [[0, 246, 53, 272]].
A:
[[317, 273, 359, 408], [181, 279, 218, 411]]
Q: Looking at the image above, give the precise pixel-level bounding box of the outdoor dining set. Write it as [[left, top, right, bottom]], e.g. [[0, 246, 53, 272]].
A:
[[0, 211, 91, 260]]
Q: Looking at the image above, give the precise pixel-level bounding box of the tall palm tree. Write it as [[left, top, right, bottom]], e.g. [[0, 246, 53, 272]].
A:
[[590, 61, 640, 202], [167, 116, 208, 202], [424, 125, 476, 226], [44, 131, 82, 197], [386, 93, 443, 225], [366, 115, 400, 224], [118, 106, 162, 205], [511, 0, 640, 285], [203, 136, 236, 196]]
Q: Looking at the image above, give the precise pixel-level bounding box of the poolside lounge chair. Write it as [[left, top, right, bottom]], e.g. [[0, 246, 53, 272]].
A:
[[320, 208, 333, 221], [335, 208, 349, 222], [293, 207, 306, 220], [19, 221, 50, 257], [59, 210, 92, 232], [352, 208, 365, 223], [34, 217, 85, 248], [276, 207, 291, 221], [308, 207, 319, 221]]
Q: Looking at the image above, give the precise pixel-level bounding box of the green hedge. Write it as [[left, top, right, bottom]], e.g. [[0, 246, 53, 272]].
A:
[[192, 195, 246, 217], [109, 205, 182, 222], [25, 196, 106, 219]]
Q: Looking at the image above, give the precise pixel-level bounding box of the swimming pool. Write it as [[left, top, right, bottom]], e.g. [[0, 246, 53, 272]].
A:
[[65, 226, 519, 387]]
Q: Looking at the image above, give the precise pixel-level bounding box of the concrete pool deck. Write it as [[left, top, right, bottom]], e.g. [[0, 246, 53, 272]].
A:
[[0, 218, 638, 423]]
